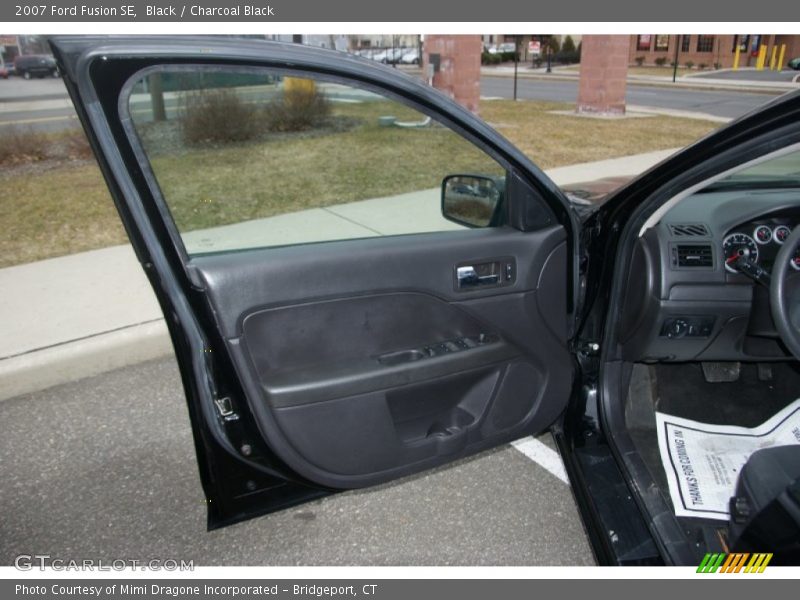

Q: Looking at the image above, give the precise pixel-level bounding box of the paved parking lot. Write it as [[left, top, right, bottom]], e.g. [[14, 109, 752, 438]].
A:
[[0, 357, 594, 566]]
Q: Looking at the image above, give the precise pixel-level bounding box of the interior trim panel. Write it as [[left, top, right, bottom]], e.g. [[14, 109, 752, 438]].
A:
[[192, 226, 573, 489]]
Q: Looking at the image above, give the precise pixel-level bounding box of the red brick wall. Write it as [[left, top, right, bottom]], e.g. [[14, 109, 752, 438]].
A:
[[628, 34, 800, 69], [577, 35, 629, 115], [423, 35, 482, 114], [776, 35, 800, 67]]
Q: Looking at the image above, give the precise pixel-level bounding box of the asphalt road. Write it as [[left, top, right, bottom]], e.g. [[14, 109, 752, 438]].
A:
[[0, 357, 594, 566], [0, 75, 785, 133], [481, 76, 781, 119], [0, 75, 64, 101]]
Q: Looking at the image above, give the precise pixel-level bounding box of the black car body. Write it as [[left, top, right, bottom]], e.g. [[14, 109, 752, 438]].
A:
[[50, 36, 800, 566], [14, 54, 58, 79]]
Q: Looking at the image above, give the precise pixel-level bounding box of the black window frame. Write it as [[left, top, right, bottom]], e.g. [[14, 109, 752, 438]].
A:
[[696, 35, 715, 53], [732, 35, 749, 53], [654, 35, 670, 52]]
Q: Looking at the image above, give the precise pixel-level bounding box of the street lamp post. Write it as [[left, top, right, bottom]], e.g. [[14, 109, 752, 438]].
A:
[[672, 35, 680, 83], [513, 36, 519, 100]]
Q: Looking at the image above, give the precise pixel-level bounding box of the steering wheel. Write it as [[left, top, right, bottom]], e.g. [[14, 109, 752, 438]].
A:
[[770, 225, 800, 360]]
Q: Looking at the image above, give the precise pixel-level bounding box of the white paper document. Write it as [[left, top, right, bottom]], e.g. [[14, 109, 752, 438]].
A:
[[656, 399, 800, 520]]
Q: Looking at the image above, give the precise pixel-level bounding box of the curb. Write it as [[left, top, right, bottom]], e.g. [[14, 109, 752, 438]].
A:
[[626, 105, 733, 124], [480, 71, 793, 95], [0, 321, 172, 401]]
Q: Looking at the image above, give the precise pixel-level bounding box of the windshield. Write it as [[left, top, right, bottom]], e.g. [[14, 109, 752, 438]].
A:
[[714, 149, 800, 186]]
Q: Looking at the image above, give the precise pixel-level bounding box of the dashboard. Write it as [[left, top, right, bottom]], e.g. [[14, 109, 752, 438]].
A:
[[618, 189, 800, 362]]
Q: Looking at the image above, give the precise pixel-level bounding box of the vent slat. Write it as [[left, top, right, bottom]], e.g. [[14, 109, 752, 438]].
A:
[[675, 244, 713, 268], [669, 223, 710, 237]]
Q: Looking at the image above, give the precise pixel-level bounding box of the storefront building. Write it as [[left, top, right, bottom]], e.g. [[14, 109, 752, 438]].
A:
[[629, 34, 800, 69]]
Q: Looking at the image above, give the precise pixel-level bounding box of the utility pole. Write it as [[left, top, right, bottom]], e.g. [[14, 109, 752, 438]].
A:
[[149, 72, 166, 122]]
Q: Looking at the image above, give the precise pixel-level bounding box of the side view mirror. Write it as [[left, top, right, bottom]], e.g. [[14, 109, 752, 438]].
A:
[[441, 174, 504, 228]]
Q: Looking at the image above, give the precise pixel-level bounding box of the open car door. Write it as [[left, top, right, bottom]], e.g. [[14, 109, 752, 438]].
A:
[[51, 36, 579, 529]]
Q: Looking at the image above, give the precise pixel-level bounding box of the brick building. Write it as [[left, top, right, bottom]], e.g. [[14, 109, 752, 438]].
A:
[[0, 35, 21, 63], [629, 34, 800, 69], [423, 35, 482, 114]]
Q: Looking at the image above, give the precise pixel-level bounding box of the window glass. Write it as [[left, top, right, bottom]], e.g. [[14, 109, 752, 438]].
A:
[[636, 35, 652, 51], [719, 149, 800, 184], [733, 35, 749, 53], [126, 68, 506, 255], [654, 35, 670, 52], [696, 35, 715, 53]]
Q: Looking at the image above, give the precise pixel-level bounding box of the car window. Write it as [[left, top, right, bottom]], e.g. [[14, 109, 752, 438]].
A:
[[125, 67, 506, 256], [715, 148, 800, 186]]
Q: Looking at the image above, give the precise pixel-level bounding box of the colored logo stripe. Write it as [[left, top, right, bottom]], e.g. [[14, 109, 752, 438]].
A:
[[744, 553, 773, 573], [697, 552, 772, 573], [697, 553, 726, 573]]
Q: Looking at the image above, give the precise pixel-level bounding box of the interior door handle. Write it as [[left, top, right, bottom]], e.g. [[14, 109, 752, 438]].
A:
[[456, 266, 499, 288]]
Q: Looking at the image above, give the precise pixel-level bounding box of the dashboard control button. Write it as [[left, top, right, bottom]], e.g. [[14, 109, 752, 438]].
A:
[[661, 317, 715, 339], [666, 319, 688, 339]]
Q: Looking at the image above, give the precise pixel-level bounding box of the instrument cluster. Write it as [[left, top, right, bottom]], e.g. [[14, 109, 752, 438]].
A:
[[722, 221, 798, 274]]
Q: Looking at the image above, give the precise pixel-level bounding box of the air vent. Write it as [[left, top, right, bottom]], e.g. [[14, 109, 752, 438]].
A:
[[674, 244, 713, 268], [669, 223, 710, 237]]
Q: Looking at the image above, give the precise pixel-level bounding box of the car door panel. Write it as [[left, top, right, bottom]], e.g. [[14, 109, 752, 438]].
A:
[[192, 227, 572, 488], [51, 36, 578, 526]]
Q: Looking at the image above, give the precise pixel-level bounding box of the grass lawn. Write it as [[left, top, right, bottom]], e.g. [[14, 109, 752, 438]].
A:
[[0, 99, 719, 268]]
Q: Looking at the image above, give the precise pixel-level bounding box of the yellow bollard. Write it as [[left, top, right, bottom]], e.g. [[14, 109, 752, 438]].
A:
[[733, 45, 741, 70], [756, 45, 767, 70], [778, 44, 787, 71], [769, 45, 777, 70]]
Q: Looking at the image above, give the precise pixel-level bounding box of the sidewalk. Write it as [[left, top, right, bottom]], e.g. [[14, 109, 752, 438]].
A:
[[481, 65, 799, 94], [0, 147, 681, 401]]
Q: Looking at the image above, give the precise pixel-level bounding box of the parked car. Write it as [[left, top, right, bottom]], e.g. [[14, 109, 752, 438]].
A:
[[52, 36, 800, 566], [372, 48, 405, 64], [391, 48, 410, 64], [399, 48, 421, 65], [14, 54, 58, 79], [368, 49, 389, 63], [788, 56, 800, 70], [487, 42, 517, 55]]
